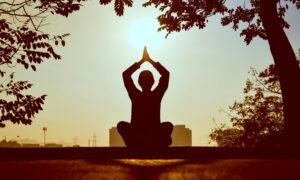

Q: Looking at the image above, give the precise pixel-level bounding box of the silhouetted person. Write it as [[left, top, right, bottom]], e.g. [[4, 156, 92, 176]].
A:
[[117, 47, 173, 147]]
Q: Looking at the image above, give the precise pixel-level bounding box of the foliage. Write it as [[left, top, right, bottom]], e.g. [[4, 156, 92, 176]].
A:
[[0, 73, 46, 127], [141, 0, 299, 42], [209, 64, 285, 147], [99, 0, 133, 16], [0, 0, 85, 127], [103, 0, 299, 44]]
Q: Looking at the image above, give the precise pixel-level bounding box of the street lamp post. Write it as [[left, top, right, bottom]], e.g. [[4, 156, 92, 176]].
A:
[[42, 127, 47, 146]]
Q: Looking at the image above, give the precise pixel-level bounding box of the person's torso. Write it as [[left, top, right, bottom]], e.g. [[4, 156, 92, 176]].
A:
[[130, 92, 162, 128]]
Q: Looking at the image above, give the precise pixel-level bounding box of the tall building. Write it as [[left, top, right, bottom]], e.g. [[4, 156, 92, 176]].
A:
[[109, 127, 125, 147], [109, 124, 192, 146], [171, 125, 192, 146]]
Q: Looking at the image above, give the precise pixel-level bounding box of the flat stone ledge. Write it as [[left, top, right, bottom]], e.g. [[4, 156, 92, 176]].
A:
[[0, 147, 300, 160]]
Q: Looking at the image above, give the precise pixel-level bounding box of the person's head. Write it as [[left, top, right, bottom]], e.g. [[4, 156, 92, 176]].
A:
[[138, 70, 154, 92]]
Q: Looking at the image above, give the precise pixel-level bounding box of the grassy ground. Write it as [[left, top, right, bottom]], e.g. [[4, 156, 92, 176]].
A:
[[0, 159, 299, 180]]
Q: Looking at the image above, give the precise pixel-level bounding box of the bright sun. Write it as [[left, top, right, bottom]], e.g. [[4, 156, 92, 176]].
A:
[[127, 18, 165, 51]]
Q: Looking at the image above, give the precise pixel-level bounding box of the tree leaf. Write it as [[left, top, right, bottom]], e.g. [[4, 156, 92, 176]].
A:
[[114, 0, 124, 16], [31, 65, 36, 71], [99, 0, 112, 5]]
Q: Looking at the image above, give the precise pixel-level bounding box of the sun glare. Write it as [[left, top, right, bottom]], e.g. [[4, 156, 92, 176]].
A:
[[127, 18, 165, 51]]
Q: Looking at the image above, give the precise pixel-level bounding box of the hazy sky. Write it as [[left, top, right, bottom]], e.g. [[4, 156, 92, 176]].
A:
[[1, 1, 300, 146]]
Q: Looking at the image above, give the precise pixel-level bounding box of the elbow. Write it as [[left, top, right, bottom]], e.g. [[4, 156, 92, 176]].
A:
[[165, 70, 170, 79], [123, 71, 131, 82], [161, 71, 169, 82], [122, 70, 129, 79], [122, 72, 127, 82]]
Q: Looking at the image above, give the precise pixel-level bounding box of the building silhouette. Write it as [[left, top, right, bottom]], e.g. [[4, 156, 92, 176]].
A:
[[22, 143, 40, 147], [44, 143, 63, 147], [109, 124, 192, 146], [0, 139, 21, 147], [109, 127, 125, 147], [171, 125, 192, 146]]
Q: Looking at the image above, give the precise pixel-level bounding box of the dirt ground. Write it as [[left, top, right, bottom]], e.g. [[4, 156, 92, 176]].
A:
[[0, 159, 300, 180]]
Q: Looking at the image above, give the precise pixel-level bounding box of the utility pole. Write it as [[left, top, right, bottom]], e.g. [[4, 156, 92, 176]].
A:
[[92, 134, 97, 147]]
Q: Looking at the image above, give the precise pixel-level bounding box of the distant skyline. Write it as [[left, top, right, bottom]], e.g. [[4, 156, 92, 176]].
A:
[[1, 1, 300, 146]]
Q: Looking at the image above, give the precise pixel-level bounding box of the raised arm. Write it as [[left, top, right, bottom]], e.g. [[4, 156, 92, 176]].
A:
[[148, 59, 170, 94], [149, 59, 169, 77], [123, 60, 143, 98]]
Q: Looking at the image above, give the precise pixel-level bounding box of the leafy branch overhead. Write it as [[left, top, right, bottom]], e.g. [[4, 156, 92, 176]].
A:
[[1, 0, 86, 71], [0, 19, 67, 71], [141, 0, 299, 42], [101, 0, 299, 43], [0, 0, 85, 127]]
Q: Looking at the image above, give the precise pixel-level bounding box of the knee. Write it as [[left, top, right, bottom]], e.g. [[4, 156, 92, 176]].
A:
[[161, 122, 173, 134], [117, 121, 130, 134]]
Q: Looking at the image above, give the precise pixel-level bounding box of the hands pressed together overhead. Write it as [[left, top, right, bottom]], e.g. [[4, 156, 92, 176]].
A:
[[138, 46, 155, 65]]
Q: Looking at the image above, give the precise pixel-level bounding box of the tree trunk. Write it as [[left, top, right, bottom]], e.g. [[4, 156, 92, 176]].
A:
[[260, 0, 300, 147]]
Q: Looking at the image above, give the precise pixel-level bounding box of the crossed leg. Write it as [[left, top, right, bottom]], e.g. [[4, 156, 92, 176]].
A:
[[117, 121, 173, 147]]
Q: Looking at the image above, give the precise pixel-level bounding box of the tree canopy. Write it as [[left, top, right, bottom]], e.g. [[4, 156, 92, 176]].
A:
[[209, 61, 299, 147]]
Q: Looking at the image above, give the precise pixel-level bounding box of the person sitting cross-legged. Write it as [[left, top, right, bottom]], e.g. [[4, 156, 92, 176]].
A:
[[117, 48, 173, 147]]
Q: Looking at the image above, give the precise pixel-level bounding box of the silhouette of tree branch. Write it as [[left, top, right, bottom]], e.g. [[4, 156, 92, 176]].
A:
[[249, 67, 281, 95], [0, 0, 85, 127]]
